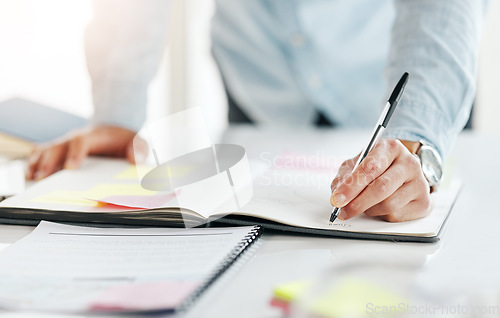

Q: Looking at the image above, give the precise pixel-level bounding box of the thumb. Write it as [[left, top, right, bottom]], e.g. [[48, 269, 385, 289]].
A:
[[330, 158, 357, 192], [64, 136, 89, 169], [330, 175, 347, 193]]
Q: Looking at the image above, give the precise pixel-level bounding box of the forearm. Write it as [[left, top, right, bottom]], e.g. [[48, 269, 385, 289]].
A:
[[85, 0, 172, 131], [384, 0, 489, 157]]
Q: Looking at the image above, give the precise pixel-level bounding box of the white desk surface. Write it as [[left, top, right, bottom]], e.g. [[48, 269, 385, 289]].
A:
[[0, 127, 499, 318]]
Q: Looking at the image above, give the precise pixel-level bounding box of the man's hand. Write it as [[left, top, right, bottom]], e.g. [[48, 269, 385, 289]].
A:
[[330, 139, 432, 222], [27, 126, 147, 180]]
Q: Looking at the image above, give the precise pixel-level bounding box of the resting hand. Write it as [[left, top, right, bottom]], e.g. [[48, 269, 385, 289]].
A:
[[27, 126, 146, 180], [330, 139, 432, 222]]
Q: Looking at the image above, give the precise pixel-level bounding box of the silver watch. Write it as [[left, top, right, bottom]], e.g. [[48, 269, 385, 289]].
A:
[[416, 141, 443, 193]]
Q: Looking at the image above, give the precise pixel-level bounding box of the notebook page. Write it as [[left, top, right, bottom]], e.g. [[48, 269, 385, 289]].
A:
[[233, 169, 460, 237], [0, 157, 247, 219], [0, 158, 143, 213]]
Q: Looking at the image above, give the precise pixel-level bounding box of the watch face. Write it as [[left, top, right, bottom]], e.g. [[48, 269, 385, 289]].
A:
[[419, 145, 443, 186]]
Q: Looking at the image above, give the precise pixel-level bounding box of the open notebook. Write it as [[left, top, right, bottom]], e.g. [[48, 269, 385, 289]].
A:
[[0, 158, 460, 242], [0, 221, 261, 313]]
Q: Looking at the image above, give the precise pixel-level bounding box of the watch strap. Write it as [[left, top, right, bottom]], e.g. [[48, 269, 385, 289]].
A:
[[400, 139, 442, 193], [400, 140, 421, 154]]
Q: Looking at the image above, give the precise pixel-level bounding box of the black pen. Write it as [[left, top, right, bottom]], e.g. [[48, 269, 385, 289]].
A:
[[329, 72, 409, 225]]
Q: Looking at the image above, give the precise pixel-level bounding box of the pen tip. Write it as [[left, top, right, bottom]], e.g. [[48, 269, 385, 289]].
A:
[[329, 221, 333, 225]]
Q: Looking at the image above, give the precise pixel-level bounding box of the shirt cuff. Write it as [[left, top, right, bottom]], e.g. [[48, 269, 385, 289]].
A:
[[382, 100, 452, 158]]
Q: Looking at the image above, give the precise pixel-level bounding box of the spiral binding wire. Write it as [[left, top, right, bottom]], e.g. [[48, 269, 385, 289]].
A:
[[177, 225, 263, 313]]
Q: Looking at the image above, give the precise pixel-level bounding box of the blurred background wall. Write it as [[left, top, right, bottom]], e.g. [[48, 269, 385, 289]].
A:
[[0, 0, 498, 139], [477, 0, 500, 133]]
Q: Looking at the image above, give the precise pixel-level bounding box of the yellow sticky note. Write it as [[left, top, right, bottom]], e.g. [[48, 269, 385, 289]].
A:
[[441, 157, 457, 191], [33, 184, 157, 208], [311, 278, 406, 318], [274, 278, 406, 318], [115, 164, 195, 181], [114, 165, 155, 180], [86, 184, 157, 199], [33, 191, 98, 207]]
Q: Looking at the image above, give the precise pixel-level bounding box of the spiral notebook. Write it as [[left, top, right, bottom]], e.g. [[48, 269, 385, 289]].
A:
[[0, 221, 262, 314]]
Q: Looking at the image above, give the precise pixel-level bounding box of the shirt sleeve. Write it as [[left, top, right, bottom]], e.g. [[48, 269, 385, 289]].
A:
[[383, 0, 489, 157], [85, 0, 172, 132]]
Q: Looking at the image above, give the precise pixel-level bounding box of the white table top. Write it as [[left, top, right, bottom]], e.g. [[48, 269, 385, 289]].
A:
[[1, 127, 499, 318]]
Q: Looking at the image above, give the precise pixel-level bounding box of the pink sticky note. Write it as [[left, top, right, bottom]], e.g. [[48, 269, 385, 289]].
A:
[[270, 297, 291, 315], [92, 191, 178, 209], [89, 280, 200, 312]]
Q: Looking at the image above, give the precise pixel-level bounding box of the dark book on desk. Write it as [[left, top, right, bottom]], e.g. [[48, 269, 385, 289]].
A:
[[0, 158, 461, 243], [0, 98, 87, 157]]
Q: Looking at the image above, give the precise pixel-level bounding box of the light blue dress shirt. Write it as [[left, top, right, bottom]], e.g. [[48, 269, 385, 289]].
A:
[[87, 0, 488, 157]]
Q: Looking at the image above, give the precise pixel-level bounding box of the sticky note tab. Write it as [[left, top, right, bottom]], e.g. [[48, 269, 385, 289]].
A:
[[114, 165, 155, 180], [90, 280, 200, 312], [87, 184, 157, 199], [269, 297, 291, 315], [273, 278, 406, 318], [33, 191, 98, 207], [93, 191, 178, 209]]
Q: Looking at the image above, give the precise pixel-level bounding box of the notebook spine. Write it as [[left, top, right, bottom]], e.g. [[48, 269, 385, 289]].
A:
[[178, 225, 263, 312]]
